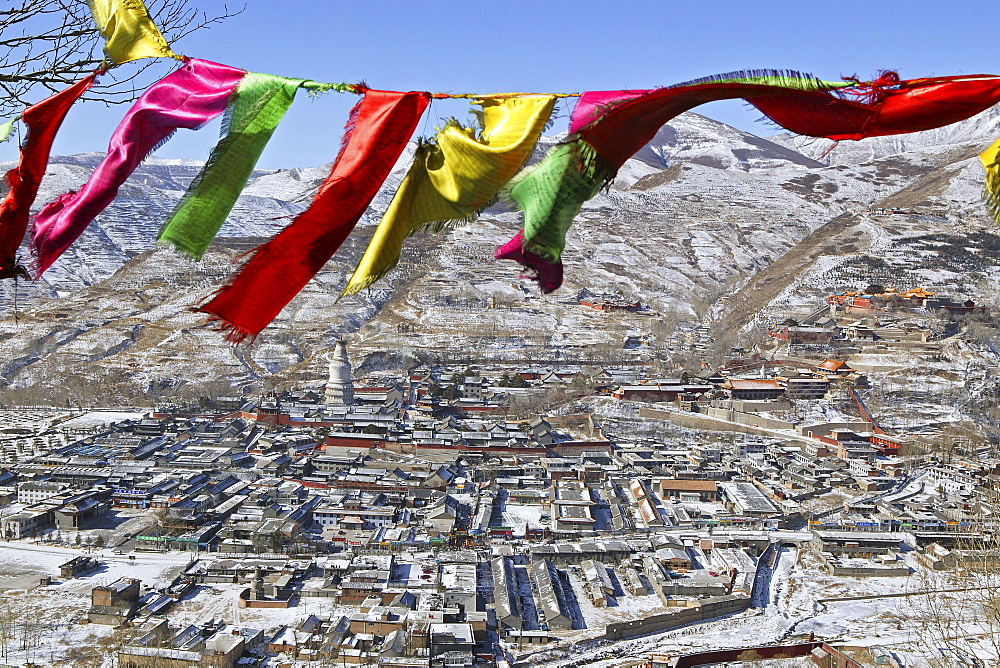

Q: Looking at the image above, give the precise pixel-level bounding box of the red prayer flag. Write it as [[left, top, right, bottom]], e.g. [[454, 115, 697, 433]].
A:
[[748, 74, 1000, 140], [0, 75, 96, 279], [198, 89, 432, 342]]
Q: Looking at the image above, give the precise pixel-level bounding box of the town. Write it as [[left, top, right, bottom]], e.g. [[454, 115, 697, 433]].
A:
[[0, 285, 996, 667]]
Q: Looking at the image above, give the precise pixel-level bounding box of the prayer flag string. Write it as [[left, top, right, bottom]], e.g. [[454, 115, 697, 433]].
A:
[[497, 71, 1000, 293], [0, 75, 97, 279], [4, 0, 1000, 341], [88, 0, 181, 65]]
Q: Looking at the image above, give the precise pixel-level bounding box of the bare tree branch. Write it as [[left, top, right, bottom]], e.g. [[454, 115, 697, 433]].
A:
[[0, 0, 242, 118]]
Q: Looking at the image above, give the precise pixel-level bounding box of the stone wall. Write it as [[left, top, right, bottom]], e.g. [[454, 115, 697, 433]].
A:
[[638, 406, 794, 436], [702, 408, 795, 431], [830, 565, 911, 577], [603, 594, 750, 641]]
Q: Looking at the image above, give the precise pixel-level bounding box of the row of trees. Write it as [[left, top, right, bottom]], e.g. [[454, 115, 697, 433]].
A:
[[0, 372, 245, 410], [23, 527, 105, 548]]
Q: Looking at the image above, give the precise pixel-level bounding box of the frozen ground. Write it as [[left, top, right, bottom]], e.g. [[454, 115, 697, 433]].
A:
[[0, 543, 193, 666], [168, 581, 354, 630], [563, 570, 667, 637], [501, 504, 545, 537], [0, 543, 353, 666], [0, 541, 189, 591], [57, 410, 146, 429], [523, 544, 998, 667]]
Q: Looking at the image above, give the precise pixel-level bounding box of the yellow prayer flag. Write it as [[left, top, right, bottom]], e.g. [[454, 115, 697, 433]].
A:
[[980, 136, 1000, 222], [88, 0, 178, 64], [341, 95, 557, 297]]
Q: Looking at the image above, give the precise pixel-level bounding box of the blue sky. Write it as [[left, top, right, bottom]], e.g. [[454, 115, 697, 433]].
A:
[[3, 0, 999, 170]]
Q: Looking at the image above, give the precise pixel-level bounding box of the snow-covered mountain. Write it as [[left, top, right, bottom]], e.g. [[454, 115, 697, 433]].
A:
[[3, 107, 1000, 399]]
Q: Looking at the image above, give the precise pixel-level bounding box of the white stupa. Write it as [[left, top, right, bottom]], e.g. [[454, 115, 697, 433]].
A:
[[325, 340, 354, 406]]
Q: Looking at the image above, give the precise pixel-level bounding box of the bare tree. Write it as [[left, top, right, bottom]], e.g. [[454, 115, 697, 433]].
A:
[[1, 0, 241, 117], [0, 603, 13, 660], [911, 538, 1000, 665]]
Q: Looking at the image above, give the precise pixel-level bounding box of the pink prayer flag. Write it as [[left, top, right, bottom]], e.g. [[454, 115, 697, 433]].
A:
[[30, 59, 246, 276], [569, 89, 652, 133]]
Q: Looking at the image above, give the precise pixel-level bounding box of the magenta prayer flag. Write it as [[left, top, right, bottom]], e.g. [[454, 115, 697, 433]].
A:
[[569, 89, 652, 133], [30, 59, 246, 276]]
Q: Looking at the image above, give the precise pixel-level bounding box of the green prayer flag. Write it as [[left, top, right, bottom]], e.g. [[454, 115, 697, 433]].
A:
[[507, 139, 608, 262], [0, 118, 15, 143], [158, 72, 304, 259]]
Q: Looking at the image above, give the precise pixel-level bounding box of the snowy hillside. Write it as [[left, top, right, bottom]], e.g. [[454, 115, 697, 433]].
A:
[[2, 106, 1000, 398]]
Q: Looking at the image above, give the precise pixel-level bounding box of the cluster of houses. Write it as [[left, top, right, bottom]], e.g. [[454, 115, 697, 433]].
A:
[[577, 290, 643, 313], [74, 528, 783, 666], [826, 286, 987, 315], [760, 286, 989, 349], [827, 286, 938, 310], [769, 319, 936, 347], [85, 551, 492, 666], [612, 356, 859, 406], [0, 336, 998, 665]]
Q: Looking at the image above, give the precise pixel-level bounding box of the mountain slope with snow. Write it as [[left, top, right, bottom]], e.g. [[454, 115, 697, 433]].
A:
[[2, 106, 1000, 397]]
